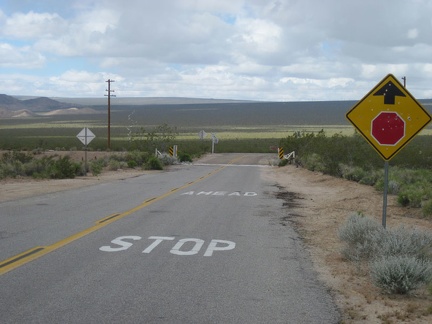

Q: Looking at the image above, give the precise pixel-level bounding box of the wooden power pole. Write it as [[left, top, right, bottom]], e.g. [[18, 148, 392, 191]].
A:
[[105, 79, 115, 149]]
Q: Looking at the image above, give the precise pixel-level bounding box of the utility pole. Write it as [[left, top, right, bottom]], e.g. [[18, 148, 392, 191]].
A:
[[105, 79, 115, 149]]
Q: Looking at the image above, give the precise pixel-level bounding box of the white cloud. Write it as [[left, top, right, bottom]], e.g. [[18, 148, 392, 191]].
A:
[[2, 11, 67, 39], [232, 17, 282, 54], [407, 28, 419, 40], [0, 43, 45, 68], [0, 0, 432, 100]]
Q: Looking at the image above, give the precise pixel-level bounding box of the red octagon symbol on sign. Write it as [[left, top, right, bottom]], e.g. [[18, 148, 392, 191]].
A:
[[371, 112, 405, 146]]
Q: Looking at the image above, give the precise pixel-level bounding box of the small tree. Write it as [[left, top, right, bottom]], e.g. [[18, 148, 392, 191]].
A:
[[131, 123, 178, 152]]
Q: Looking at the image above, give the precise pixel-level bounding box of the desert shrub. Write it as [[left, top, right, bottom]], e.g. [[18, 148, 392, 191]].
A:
[[0, 161, 23, 178], [397, 185, 428, 208], [1, 151, 33, 164], [127, 160, 138, 168], [108, 159, 121, 171], [422, 200, 432, 217], [338, 213, 384, 261], [279, 132, 432, 214], [108, 154, 124, 162], [302, 153, 326, 173], [339, 164, 381, 186], [370, 256, 432, 294], [90, 159, 104, 176], [278, 158, 289, 167], [178, 152, 192, 163], [50, 156, 81, 179], [158, 155, 177, 166], [375, 168, 432, 206], [386, 180, 400, 194], [146, 156, 163, 170], [340, 164, 366, 182], [376, 226, 432, 261], [25, 156, 53, 178], [339, 213, 432, 294], [359, 171, 381, 186], [339, 214, 432, 262], [125, 150, 149, 167], [0, 151, 30, 178]]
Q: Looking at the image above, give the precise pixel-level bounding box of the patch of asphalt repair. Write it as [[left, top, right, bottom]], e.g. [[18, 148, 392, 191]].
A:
[[274, 184, 305, 227]]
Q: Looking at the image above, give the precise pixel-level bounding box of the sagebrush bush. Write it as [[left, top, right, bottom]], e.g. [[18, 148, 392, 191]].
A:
[[90, 160, 104, 176], [339, 163, 381, 186], [146, 156, 163, 170], [50, 156, 81, 179], [178, 152, 192, 163], [1, 153, 83, 179], [301, 153, 326, 173], [397, 185, 427, 208], [1, 151, 33, 164], [338, 213, 384, 261], [108, 159, 121, 171], [126, 150, 149, 166], [158, 155, 177, 166], [340, 164, 365, 182], [370, 256, 432, 294], [339, 213, 432, 294], [127, 160, 138, 168], [376, 226, 432, 261]]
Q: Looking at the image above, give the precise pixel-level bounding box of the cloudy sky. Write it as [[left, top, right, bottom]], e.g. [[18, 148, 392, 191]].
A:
[[0, 0, 431, 101]]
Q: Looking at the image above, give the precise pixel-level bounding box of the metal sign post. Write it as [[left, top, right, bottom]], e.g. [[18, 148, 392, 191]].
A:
[[382, 161, 389, 228], [77, 128, 96, 176], [211, 134, 218, 154]]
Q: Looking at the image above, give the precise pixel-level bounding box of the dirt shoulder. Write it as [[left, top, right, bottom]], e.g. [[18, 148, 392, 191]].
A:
[[2, 160, 432, 322], [263, 165, 432, 323]]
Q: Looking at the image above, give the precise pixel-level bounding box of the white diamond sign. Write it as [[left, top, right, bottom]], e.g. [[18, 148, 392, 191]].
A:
[[198, 130, 207, 140], [77, 127, 96, 145]]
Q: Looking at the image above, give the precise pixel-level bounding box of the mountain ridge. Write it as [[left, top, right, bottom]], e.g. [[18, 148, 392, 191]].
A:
[[0, 94, 85, 117]]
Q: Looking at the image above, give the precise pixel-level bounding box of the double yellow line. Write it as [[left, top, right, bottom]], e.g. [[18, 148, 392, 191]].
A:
[[0, 158, 245, 275]]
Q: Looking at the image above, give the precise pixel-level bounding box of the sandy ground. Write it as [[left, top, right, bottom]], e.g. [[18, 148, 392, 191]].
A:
[[2, 155, 432, 323], [263, 166, 432, 323]]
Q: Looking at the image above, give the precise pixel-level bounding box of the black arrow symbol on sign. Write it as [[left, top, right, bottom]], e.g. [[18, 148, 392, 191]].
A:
[[373, 80, 406, 105]]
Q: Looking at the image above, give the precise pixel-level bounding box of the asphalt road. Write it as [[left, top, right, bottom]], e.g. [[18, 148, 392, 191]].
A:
[[0, 153, 340, 323]]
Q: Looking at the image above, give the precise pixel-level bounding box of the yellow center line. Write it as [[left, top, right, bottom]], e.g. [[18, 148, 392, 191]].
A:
[[0, 157, 243, 275]]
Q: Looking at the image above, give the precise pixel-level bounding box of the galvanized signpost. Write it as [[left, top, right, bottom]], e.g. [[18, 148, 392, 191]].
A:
[[76, 127, 96, 176], [197, 130, 219, 153], [211, 133, 218, 154], [346, 74, 431, 228]]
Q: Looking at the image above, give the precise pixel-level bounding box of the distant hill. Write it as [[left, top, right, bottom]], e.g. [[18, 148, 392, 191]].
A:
[[0, 94, 27, 110], [22, 97, 74, 111], [0, 94, 86, 117]]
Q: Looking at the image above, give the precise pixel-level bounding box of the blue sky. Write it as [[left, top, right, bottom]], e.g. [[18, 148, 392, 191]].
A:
[[1, 0, 432, 101]]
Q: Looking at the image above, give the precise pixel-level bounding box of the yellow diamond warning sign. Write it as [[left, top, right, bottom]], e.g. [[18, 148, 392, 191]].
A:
[[346, 74, 431, 160]]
